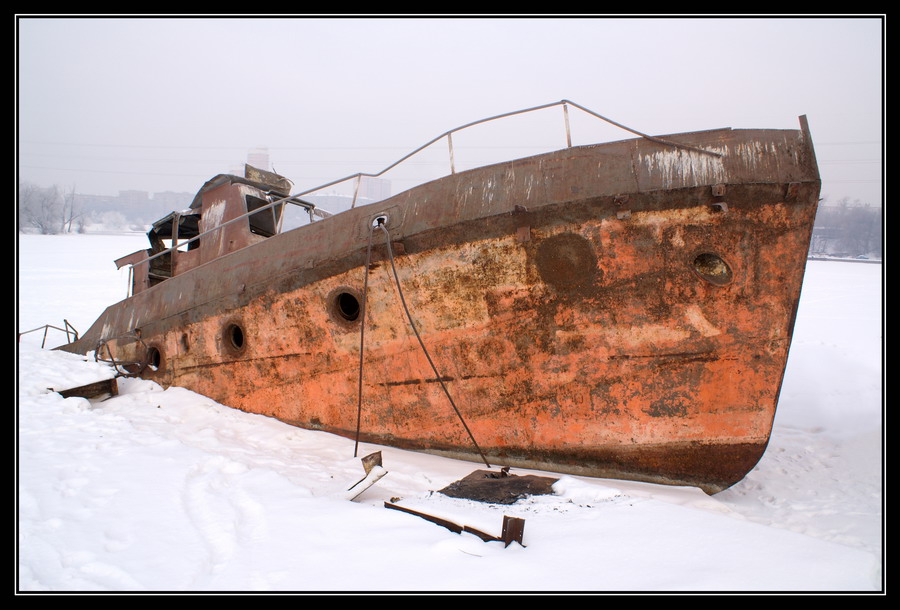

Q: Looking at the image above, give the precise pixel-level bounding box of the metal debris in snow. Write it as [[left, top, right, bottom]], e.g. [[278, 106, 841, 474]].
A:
[[438, 468, 559, 505]]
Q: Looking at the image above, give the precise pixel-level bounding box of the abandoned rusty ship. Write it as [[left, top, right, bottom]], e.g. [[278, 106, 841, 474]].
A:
[[59, 100, 821, 493]]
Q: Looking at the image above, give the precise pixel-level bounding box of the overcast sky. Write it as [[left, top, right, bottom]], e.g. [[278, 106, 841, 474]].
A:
[[16, 16, 884, 207]]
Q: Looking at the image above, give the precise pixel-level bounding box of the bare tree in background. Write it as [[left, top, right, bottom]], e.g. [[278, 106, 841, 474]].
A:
[[18, 182, 84, 234], [19, 182, 63, 234], [844, 203, 881, 257], [61, 184, 82, 233]]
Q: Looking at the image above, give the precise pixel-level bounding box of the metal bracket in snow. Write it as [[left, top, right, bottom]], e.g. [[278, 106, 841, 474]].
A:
[[384, 501, 526, 548], [342, 451, 388, 501]]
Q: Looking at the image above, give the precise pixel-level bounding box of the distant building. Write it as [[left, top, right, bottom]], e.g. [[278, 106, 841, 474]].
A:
[[72, 188, 194, 230], [117, 190, 150, 207], [153, 190, 194, 213]]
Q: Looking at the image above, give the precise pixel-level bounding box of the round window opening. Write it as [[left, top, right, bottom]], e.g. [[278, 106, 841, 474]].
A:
[[336, 292, 361, 322], [225, 323, 245, 351], [692, 252, 733, 285], [146, 346, 162, 371]]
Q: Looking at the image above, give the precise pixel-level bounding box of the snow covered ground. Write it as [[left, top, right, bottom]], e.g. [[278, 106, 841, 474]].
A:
[[16, 233, 884, 593]]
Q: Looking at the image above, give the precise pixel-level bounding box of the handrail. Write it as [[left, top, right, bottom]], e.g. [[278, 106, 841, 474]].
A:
[[18, 320, 79, 348], [339, 98, 722, 208], [125, 100, 722, 277]]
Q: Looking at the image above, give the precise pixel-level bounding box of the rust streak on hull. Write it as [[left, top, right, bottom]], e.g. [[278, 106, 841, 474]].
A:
[[60, 109, 821, 494]]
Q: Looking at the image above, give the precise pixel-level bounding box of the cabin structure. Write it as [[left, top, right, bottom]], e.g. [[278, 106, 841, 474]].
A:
[[115, 165, 322, 296]]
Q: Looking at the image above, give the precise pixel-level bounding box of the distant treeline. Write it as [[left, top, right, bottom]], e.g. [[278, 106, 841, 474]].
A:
[[17, 181, 190, 234], [810, 199, 882, 259]]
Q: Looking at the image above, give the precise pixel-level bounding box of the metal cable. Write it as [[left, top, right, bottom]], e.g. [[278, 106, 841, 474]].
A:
[[375, 223, 491, 468], [353, 222, 376, 458]]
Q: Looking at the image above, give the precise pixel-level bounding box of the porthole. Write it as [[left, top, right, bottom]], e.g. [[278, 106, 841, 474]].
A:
[[223, 322, 246, 353], [336, 292, 361, 322], [327, 287, 363, 328], [691, 252, 733, 285], [146, 345, 162, 371], [228, 324, 244, 349]]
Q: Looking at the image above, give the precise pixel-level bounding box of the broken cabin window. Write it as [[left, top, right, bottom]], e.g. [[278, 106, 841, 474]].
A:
[[146, 212, 201, 286], [246, 195, 284, 238]]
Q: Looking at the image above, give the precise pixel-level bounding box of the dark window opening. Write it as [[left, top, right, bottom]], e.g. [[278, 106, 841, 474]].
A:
[[225, 323, 245, 351], [336, 292, 361, 322], [146, 212, 202, 286], [246, 195, 284, 238], [146, 346, 162, 371]]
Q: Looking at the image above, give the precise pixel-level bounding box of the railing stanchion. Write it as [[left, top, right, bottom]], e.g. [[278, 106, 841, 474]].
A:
[[351, 175, 362, 209], [448, 133, 456, 174]]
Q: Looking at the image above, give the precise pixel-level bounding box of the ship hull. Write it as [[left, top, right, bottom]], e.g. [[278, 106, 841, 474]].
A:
[[62, 124, 820, 493]]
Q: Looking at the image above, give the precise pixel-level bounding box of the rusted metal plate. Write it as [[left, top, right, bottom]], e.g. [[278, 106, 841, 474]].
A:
[[60, 121, 821, 493], [439, 469, 558, 504], [52, 377, 118, 400]]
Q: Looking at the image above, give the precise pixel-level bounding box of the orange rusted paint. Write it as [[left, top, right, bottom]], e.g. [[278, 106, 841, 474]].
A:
[[61, 113, 821, 493]]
